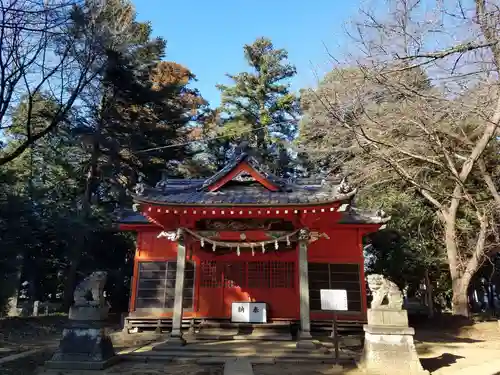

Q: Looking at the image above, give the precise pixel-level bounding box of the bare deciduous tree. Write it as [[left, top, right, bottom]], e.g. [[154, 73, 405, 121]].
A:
[[0, 0, 125, 166], [300, 0, 500, 316]]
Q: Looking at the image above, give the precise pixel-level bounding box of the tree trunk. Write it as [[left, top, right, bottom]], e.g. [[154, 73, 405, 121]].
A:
[[6, 256, 23, 317], [451, 278, 470, 317], [424, 269, 434, 318], [62, 149, 98, 311], [62, 112, 103, 311], [442, 205, 474, 317], [62, 235, 85, 311]]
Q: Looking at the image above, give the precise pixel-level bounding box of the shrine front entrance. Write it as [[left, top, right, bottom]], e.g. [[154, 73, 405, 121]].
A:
[[196, 249, 299, 320]]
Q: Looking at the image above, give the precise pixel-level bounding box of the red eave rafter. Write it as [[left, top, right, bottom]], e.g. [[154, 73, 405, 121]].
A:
[[142, 202, 351, 217], [208, 161, 280, 192]]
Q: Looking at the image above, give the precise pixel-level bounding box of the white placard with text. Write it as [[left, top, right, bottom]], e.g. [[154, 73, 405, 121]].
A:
[[320, 289, 348, 311], [231, 302, 267, 323]]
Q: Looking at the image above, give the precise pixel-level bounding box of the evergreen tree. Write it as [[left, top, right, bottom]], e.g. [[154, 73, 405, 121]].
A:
[[215, 37, 300, 174]]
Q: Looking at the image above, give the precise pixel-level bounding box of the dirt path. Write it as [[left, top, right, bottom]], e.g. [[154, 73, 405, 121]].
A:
[[414, 322, 500, 374]]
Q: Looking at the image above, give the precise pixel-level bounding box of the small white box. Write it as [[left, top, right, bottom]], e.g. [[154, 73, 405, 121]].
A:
[[231, 302, 267, 323]]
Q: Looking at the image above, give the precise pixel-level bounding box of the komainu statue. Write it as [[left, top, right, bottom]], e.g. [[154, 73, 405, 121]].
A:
[[367, 274, 403, 310], [73, 271, 108, 307]]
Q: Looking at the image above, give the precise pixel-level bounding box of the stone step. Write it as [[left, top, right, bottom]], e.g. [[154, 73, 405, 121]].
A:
[[197, 321, 293, 342], [121, 352, 354, 365], [195, 333, 293, 341], [128, 348, 341, 359], [200, 321, 291, 329], [196, 328, 239, 336], [223, 358, 253, 375], [149, 344, 322, 354], [233, 334, 292, 341]]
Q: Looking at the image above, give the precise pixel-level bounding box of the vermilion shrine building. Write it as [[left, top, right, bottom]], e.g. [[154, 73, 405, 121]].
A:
[[119, 149, 389, 343]]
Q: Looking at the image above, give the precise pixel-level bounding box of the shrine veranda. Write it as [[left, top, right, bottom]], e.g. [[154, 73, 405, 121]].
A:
[[118, 150, 389, 337]]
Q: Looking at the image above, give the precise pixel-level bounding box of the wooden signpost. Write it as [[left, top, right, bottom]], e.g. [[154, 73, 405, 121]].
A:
[[320, 289, 348, 361]]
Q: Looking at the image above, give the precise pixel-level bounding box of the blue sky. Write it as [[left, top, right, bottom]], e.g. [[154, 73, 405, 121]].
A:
[[133, 0, 362, 107]]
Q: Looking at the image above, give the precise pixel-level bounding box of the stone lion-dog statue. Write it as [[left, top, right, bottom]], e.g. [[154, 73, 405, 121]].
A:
[[73, 271, 108, 307], [366, 274, 403, 310]]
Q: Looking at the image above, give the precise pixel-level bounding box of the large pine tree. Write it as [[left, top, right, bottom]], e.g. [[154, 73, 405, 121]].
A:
[[215, 37, 300, 173]]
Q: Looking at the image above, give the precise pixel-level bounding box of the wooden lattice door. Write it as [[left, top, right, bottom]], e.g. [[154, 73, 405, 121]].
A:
[[198, 258, 298, 319]]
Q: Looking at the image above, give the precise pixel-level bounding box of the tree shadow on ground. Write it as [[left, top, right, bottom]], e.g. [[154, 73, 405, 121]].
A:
[[412, 314, 487, 344], [420, 353, 465, 373], [415, 332, 483, 344]]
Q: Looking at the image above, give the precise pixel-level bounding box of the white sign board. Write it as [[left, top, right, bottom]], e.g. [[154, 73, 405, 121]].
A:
[[231, 302, 267, 323], [320, 289, 348, 311]]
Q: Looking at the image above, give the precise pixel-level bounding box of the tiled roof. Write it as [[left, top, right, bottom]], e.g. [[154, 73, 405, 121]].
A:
[[134, 182, 356, 206], [199, 153, 285, 191], [114, 209, 150, 224], [132, 151, 357, 207], [338, 207, 391, 225]]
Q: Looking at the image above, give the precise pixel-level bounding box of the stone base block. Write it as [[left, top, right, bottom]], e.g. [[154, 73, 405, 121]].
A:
[[296, 330, 316, 349], [296, 339, 316, 349], [367, 308, 409, 327], [45, 355, 120, 370], [358, 325, 429, 375], [46, 324, 117, 370], [69, 305, 110, 321], [153, 335, 186, 350]]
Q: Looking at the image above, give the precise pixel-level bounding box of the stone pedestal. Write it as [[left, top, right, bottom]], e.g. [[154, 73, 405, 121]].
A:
[[45, 305, 118, 370], [358, 309, 429, 375]]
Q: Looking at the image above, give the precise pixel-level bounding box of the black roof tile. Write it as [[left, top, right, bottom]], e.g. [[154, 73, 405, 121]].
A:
[[133, 149, 358, 206]]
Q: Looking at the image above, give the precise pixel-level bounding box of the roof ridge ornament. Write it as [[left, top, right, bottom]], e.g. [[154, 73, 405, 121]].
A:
[[338, 176, 354, 194], [234, 140, 250, 156], [133, 174, 149, 196], [134, 182, 146, 196]]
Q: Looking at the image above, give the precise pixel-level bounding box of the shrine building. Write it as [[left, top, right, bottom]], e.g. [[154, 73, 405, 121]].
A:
[[118, 148, 389, 343]]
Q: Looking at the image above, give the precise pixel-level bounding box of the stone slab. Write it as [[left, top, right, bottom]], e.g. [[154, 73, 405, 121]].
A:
[[363, 324, 415, 335], [367, 308, 409, 327], [45, 355, 120, 370], [223, 358, 254, 375], [233, 334, 292, 341], [295, 339, 316, 349], [152, 336, 186, 349], [122, 349, 338, 359]]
